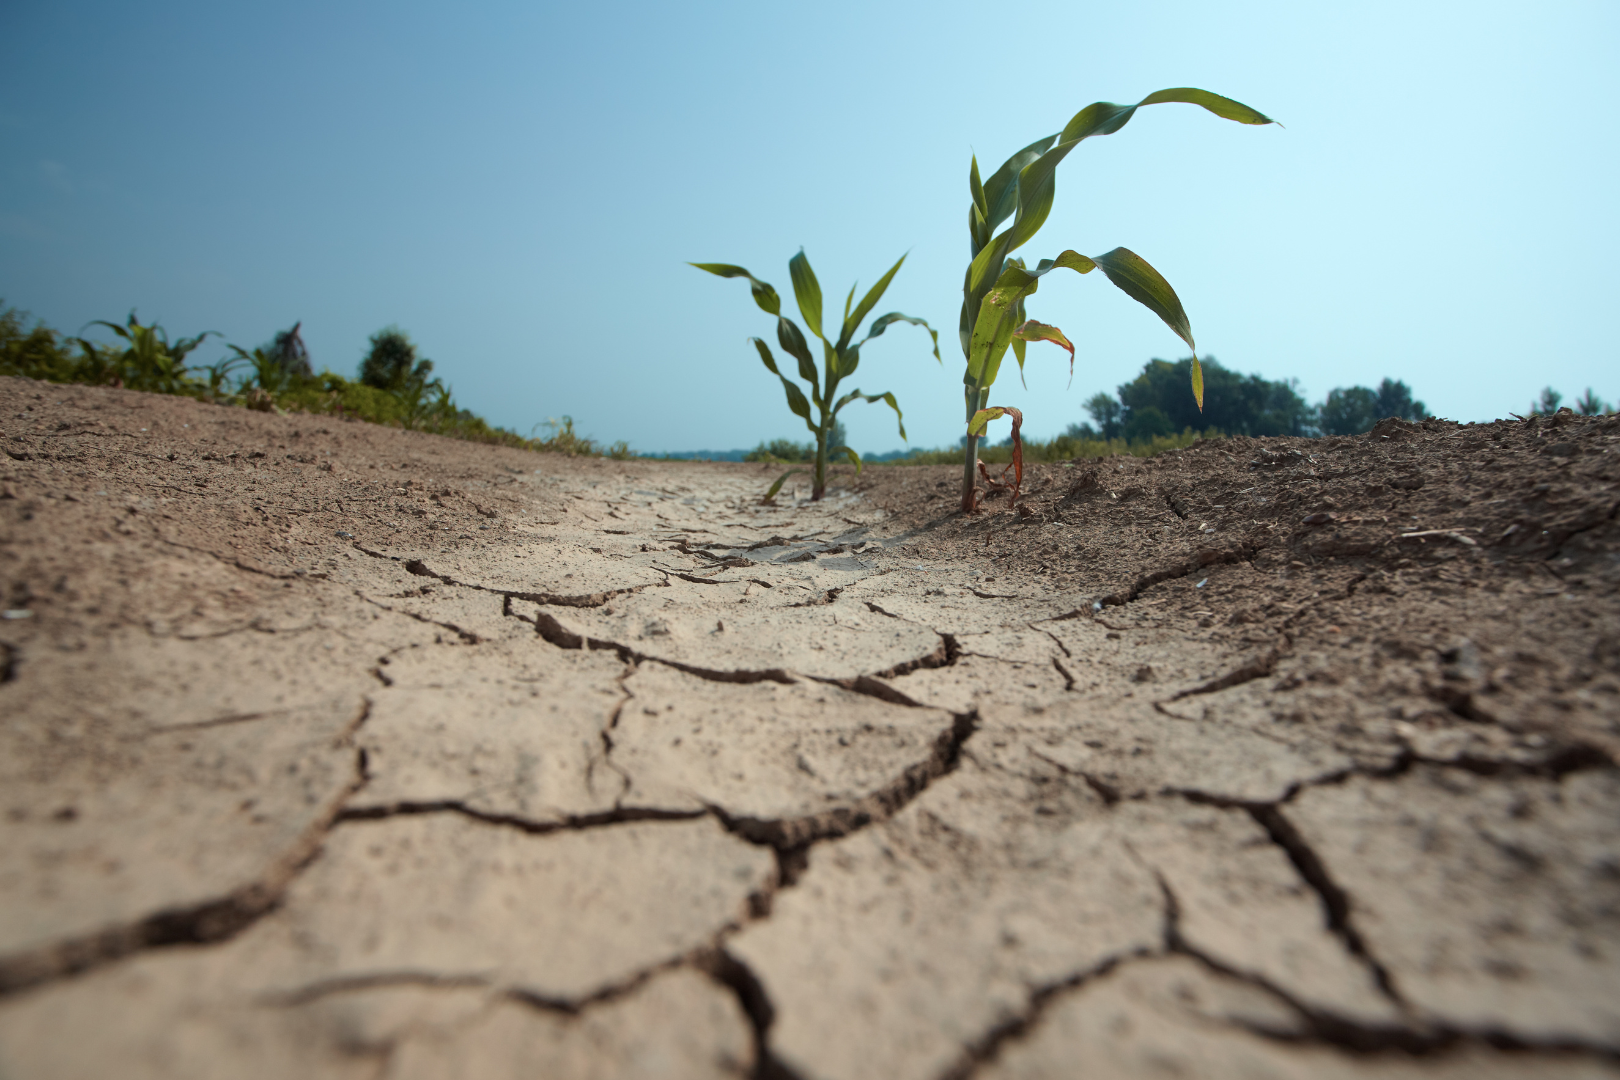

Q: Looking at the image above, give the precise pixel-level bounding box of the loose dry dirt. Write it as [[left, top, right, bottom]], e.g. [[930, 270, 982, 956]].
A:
[[1, 373, 1617, 1079]]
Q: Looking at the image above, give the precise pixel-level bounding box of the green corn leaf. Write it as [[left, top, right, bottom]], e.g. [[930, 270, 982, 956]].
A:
[[691, 262, 781, 316], [779, 374, 814, 427], [1092, 247, 1195, 355], [833, 389, 907, 440], [873, 390, 906, 440], [840, 343, 860, 380], [750, 336, 783, 376], [841, 253, 908, 349], [969, 155, 989, 222], [843, 282, 856, 324], [762, 467, 808, 504], [89, 319, 133, 344], [1012, 319, 1075, 387], [1005, 89, 1273, 258], [838, 445, 863, 475], [966, 291, 1022, 389], [967, 230, 1018, 295], [966, 252, 1095, 387], [1191, 356, 1205, 411], [859, 312, 939, 362], [1135, 88, 1276, 127], [775, 317, 820, 401], [1057, 88, 1274, 146], [982, 135, 1056, 234], [976, 91, 1275, 290], [1011, 294, 1029, 384], [789, 249, 824, 341], [968, 406, 1008, 437]]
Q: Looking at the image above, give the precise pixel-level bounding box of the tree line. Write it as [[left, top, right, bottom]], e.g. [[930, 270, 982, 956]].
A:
[[1068, 357, 1612, 444]]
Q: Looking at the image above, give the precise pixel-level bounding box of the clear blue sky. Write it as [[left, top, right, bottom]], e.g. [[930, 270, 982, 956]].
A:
[[2, 1, 1616, 453]]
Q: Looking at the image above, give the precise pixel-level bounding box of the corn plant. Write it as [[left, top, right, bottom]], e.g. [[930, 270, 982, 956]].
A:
[[957, 88, 1275, 511], [78, 311, 214, 395], [226, 344, 292, 395], [197, 352, 249, 400], [693, 250, 938, 501]]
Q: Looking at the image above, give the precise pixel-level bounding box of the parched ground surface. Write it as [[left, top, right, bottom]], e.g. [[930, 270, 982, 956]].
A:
[[1, 373, 1617, 1079]]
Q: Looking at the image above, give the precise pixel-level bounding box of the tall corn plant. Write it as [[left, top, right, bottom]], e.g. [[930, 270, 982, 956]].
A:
[[958, 88, 1276, 512], [693, 251, 938, 501]]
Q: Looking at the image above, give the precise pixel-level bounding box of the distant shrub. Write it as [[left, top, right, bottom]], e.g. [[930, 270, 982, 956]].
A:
[[745, 438, 815, 463]]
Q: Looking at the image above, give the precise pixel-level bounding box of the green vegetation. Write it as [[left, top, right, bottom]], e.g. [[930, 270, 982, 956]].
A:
[[0, 302, 629, 458], [874, 426, 1211, 466], [1318, 378, 1427, 435], [745, 421, 847, 465], [1067, 359, 1431, 440], [956, 88, 1276, 511], [1531, 386, 1612, 417], [692, 250, 938, 500]]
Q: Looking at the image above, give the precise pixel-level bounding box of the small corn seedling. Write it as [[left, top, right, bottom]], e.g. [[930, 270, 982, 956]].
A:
[[958, 88, 1276, 512], [694, 251, 938, 501]]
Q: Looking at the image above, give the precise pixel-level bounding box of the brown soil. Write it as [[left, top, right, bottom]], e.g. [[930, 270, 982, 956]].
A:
[[1, 374, 1617, 1079]]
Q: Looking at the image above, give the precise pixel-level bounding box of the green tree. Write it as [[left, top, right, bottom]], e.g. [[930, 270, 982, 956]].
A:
[[1083, 392, 1123, 440], [1373, 378, 1427, 422], [1118, 357, 1312, 438], [0, 303, 75, 381], [265, 321, 312, 381], [745, 438, 814, 463], [361, 326, 433, 390], [1531, 387, 1563, 416], [1319, 377, 1426, 435], [1123, 405, 1174, 443], [1319, 385, 1379, 435], [1575, 388, 1610, 416]]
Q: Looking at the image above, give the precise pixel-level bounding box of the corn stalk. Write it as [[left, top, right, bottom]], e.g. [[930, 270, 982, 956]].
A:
[[694, 251, 938, 500], [958, 88, 1276, 512]]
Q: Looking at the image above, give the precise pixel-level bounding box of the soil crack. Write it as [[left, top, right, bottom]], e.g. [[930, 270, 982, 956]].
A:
[[1247, 804, 1405, 1007], [706, 710, 977, 858], [0, 698, 375, 999]]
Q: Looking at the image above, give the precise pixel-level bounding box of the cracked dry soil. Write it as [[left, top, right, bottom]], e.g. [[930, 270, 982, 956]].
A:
[[0, 374, 1617, 1079]]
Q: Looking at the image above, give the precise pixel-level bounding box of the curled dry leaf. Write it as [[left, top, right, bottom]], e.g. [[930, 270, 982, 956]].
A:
[[967, 405, 1024, 512]]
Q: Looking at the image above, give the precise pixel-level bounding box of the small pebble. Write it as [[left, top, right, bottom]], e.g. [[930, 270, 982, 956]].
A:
[[335, 530, 354, 539], [2, 610, 33, 620]]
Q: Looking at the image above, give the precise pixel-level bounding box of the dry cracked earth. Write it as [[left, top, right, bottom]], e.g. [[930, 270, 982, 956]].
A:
[[1, 373, 1618, 1079]]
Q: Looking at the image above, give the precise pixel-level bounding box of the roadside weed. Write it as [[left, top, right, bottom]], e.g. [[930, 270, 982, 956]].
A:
[[79, 311, 215, 396], [694, 250, 939, 501], [957, 89, 1275, 511]]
